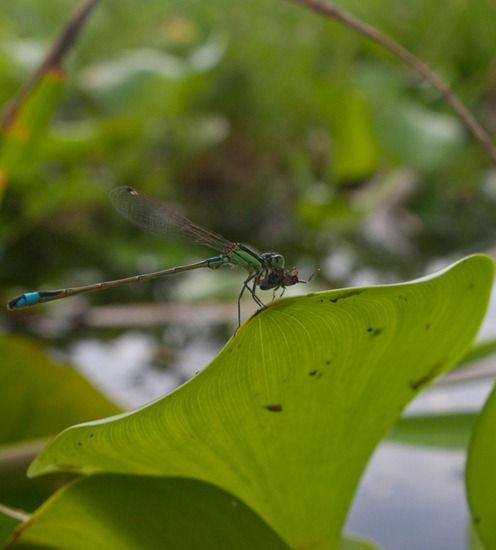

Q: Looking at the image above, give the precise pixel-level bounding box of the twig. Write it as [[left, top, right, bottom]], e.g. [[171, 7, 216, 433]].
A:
[[1, 0, 101, 131], [286, 0, 496, 165]]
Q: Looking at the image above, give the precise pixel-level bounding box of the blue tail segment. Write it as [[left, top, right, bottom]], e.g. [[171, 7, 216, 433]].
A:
[[7, 290, 62, 311]]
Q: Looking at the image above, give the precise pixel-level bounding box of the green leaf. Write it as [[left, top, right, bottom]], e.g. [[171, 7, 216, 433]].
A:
[[0, 334, 121, 445], [375, 100, 465, 171], [466, 382, 496, 549], [7, 474, 381, 550], [387, 412, 477, 449], [29, 254, 493, 548], [328, 87, 379, 180], [7, 475, 289, 550], [458, 337, 496, 366], [468, 522, 486, 550], [0, 507, 21, 548], [339, 533, 382, 550], [78, 36, 226, 115], [0, 70, 63, 196]]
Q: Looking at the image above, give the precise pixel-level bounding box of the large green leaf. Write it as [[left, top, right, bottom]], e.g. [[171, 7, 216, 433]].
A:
[[7, 475, 289, 550], [466, 382, 496, 549], [6, 474, 380, 550], [28, 255, 493, 548]]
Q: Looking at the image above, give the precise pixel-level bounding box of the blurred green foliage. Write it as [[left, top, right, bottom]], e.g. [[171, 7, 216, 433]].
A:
[[1, 0, 496, 308], [1, 4, 495, 545]]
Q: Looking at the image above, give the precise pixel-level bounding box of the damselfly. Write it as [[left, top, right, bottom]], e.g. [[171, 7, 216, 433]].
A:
[[7, 186, 303, 325]]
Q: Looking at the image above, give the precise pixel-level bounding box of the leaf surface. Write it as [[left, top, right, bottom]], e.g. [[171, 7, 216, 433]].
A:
[[466, 382, 496, 549], [29, 255, 494, 547]]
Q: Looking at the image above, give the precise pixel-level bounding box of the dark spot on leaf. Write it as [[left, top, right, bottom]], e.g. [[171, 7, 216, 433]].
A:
[[425, 323, 431, 330], [325, 360, 331, 365], [367, 327, 383, 337], [473, 515, 481, 525], [329, 289, 362, 303], [89, 434, 94, 438], [264, 404, 283, 412], [409, 362, 444, 391], [309, 370, 318, 376], [78, 442, 82, 446]]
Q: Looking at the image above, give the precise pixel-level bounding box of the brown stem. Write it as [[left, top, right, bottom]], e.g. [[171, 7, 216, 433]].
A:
[[286, 0, 496, 165], [1, 0, 101, 131]]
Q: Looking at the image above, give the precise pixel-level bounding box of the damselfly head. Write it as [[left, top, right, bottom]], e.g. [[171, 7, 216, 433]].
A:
[[261, 252, 285, 269]]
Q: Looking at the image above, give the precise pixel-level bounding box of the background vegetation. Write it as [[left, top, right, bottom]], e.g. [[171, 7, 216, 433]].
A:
[[2, 0, 496, 313], [1, 1, 496, 548]]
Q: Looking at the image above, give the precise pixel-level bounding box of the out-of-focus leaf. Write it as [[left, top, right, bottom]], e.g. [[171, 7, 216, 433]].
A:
[[0, 439, 77, 512], [387, 412, 477, 449], [0, 508, 21, 548], [78, 36, 226, 114], [466, 382, 496, 549], [458, 338, 496, 367], [0, 334, 121, 445], [339, 533, 382, 550], [328, 88, 379, 180], [0, 70, 64, 196], [468, 522, 486, 550], [0, 0, 100, 201], [376, 101, 465, 170]]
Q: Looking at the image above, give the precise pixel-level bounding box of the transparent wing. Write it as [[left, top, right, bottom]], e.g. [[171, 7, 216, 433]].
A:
[[109, 186, 234, 253]]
